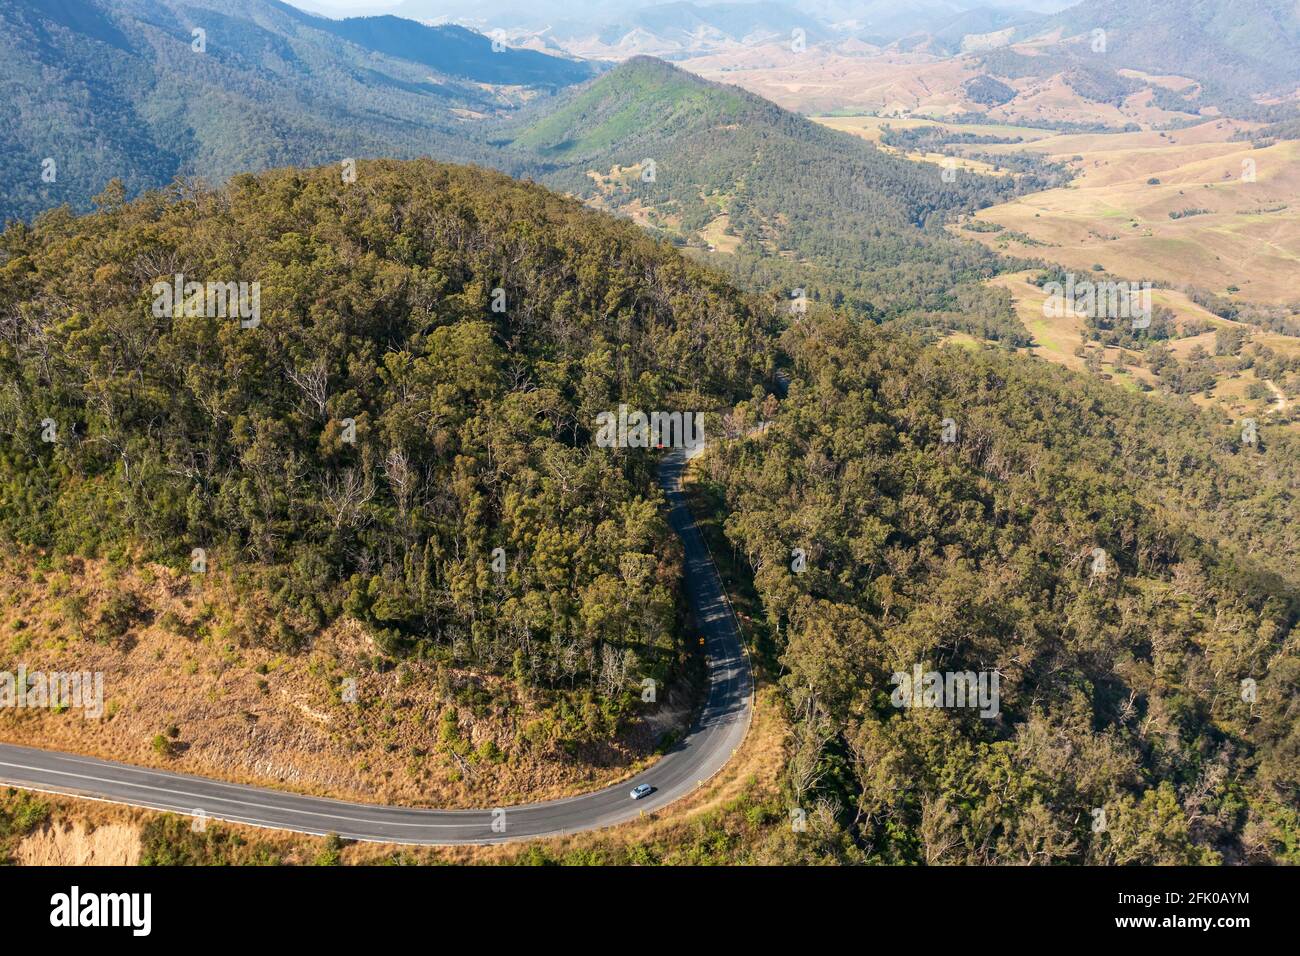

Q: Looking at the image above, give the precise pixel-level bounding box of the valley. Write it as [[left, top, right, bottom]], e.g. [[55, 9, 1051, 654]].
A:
[[813, 106, 1300, 432], [958, 122, 1300, 303]]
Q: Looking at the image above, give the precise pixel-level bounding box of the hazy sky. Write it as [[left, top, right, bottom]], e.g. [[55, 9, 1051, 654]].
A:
[[286, 0, 1078, 24]]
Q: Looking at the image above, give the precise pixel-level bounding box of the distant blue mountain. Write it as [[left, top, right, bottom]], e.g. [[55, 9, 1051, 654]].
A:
[[0, 0, 599, 222], [284, 9, 597, 87]]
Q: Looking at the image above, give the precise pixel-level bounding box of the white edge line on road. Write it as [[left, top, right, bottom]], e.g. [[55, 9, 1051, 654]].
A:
[[0, 444, 754, 847]]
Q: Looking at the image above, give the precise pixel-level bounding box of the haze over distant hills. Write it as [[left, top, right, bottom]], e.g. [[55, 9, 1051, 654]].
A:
[[306, 1, 1300, 124], [0, 0, 599, 221], [1017, 0, 1300, 103], [285, 0, 1300, 102], [372, 1, 1067, 58], [298, 1, 1069, 41], [664, 0, 1300, 121]]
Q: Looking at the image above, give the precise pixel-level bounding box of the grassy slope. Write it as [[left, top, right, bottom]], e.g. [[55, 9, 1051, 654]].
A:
[[963, 124, 1300, 302]]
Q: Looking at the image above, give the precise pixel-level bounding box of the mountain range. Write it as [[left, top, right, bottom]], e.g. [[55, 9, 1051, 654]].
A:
[[0, 0, 599, 221], [3, 0, 1038, 319], [662, 0, 1300, 123], [4, 0, 1298, 310]]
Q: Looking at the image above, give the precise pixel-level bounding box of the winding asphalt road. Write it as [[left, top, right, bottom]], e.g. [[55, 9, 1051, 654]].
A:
[[0, 448, 752, 845]]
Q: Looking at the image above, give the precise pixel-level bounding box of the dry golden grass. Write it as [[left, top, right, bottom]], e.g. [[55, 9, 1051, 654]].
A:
[[813, 115, 1018, 177], [16, 819, 142, 866], [1116, 69, 1200, 95], [682, 44, 979, 116], [5, 789, 323, 865], [2, 682, 786, 865], [585, 165, 686, 233], [681, 42, 1197, 125], [0, 554, 687, 809], [815, 114, 1057, 145], [986, 70, 1195, 128], [699, 214, 743, 253], [986, 270, 1298, 429], [963, 123, 1300, 304]]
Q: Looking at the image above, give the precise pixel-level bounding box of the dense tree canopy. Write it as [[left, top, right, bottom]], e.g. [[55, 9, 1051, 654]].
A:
[[4, 157, 1298, 865], [0, 161, 775, 723], [702, 317, 1300, 863]]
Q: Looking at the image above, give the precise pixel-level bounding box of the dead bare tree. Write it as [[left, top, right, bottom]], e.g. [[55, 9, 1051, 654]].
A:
[[384, 447, 412, 520], [788, 696, 835, 806], [322, 467, 376, 530], [287, 358, 330, 421]]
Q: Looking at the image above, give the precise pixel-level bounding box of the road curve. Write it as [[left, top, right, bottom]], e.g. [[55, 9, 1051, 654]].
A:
[[0, 448, 753, 845]]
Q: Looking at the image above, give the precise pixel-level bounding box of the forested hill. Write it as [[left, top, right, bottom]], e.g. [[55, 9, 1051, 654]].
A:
[[0, 0, 598, 222], [703, 319, 1300, 864], [2, 157, 1298, 862], [501, 57, 1042, 315], [0, 161, 774, 704]]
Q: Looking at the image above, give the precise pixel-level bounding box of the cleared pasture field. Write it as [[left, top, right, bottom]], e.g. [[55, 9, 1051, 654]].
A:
[[962, 123, 1300, 304], [986, 271, 1298, 430]]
